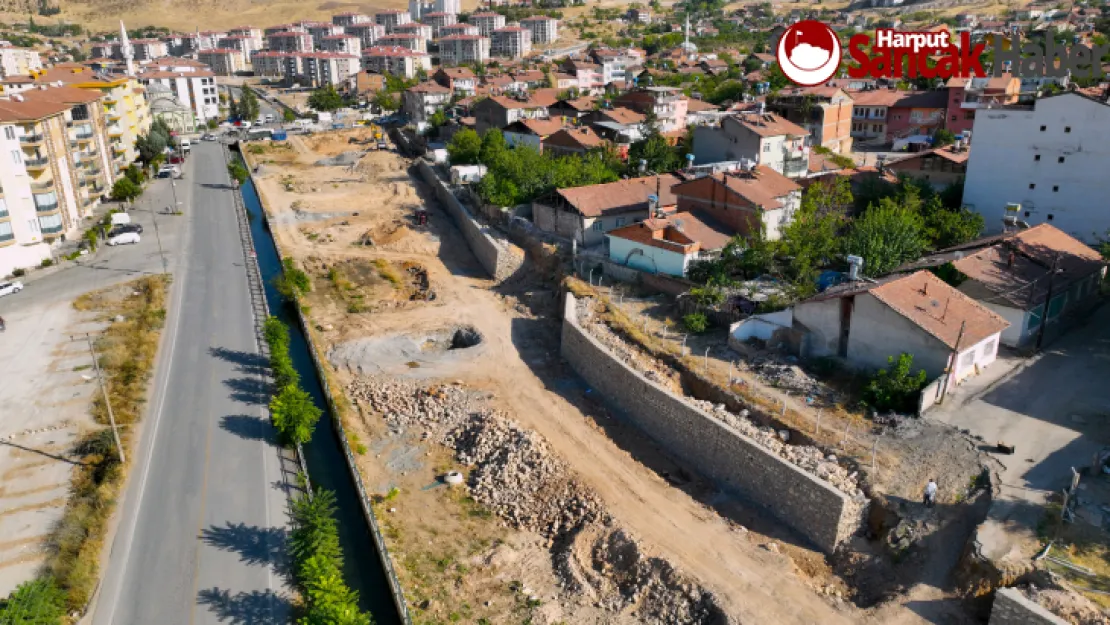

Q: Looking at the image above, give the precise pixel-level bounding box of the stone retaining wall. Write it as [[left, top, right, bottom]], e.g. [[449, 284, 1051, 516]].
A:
[[561, 292, 860, 553], [989, 588, 1068, 625], [415, 159, 524, 282]]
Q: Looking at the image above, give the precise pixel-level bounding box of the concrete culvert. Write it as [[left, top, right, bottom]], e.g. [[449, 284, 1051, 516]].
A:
[[450, 327, 482, 349], [444, 471, 464, 485]]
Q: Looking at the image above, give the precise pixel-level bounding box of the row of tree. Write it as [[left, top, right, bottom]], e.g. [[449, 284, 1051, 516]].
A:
[[263, 315, 321, 447]]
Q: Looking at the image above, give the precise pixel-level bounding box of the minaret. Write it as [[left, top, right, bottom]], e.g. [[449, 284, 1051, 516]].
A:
[[119, 20, 134, 75], [683, 15, 691, 52]]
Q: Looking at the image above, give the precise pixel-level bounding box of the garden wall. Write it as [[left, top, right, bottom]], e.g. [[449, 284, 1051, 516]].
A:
[[989, 588, 1068, 625]]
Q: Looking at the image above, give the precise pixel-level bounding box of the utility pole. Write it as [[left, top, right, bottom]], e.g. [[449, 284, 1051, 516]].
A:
[[938, 320, 966, 402], [77, 334, 126, 464], [1035, 253, 1062, 350]]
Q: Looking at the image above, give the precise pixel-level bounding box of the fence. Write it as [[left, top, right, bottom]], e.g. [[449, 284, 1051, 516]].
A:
[[239, 147, 413, 624]]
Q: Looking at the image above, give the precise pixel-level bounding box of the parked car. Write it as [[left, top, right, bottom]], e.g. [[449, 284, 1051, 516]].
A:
[[157, 165, 180, 178], [107, 231, 140, 246], [180, 138, 191, 153], [202, 133, 217, 141], [110, 223, 143, 236], [265, 113, 275, 123], [168, 154, 184, 165], [0, 280, 23, 298], [110, 212, 132, 226]]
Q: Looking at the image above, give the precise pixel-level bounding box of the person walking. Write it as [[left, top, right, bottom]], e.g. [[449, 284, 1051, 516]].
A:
[[924, 479, 938, 508]]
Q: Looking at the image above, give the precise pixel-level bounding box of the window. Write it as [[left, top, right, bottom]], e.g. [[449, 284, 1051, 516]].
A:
[[1027, 307, 1042, 329], [1040, 125, 1046, 131], [959, 350, 975, 368], [1065, 126, 1071, 133], [981, 339, 996, 358], [1053, 185, 1059, 192], [1029, 183, 1036, 190], [592, 221, 602, 231], [615, 217, 626, 227], [2, 127, 13, 140], [1034, 154, 1040, 161], [10, 150, 19, 165], [950, 115, 957, 121], [1047, 213, 1054, 221], [1058, 156, 1065, 163], [964, 111, 975, 120], [762, 143, 770, 152]]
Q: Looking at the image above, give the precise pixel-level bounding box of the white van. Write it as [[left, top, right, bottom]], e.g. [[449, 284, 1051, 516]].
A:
[[107, 231, 140, 246], [180, 138, 191, 153], [265, 113, 275, 123], [110, 212, 131, 226]]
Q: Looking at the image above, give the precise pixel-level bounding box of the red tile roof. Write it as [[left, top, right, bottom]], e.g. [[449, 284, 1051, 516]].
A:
[[556, 174, 681, 217], [869, 271, 1009, 349]]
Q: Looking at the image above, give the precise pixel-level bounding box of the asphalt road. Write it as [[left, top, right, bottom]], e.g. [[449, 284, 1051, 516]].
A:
[[86, 141, 291, 625]]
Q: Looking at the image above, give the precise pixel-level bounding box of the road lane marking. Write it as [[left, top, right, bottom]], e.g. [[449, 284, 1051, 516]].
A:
[[187, 359, 217, 625]]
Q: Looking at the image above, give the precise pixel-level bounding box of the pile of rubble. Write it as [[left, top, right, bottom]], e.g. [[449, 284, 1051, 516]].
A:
[[577, 301, 682, 392], [1018, 582, 1108, 625], [746, 357, 826, 397], [691, 399, 865, 501]]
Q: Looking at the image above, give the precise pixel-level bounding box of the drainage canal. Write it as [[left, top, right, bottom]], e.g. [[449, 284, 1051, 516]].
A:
[[240, 177, 401, 624]]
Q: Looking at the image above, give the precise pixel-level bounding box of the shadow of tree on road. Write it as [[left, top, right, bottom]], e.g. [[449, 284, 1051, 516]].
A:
[[196, 587, 291, 625], [223, 377, 269, 406], [200, 521, 290, 578], [219, 414, 274, 443], [210, 346, 268, 376]]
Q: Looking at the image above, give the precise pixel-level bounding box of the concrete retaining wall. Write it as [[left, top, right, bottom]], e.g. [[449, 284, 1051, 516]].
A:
[[561, 293, 860, 553], [989, 588, 1068, 625], [415, 159, 524, 282]]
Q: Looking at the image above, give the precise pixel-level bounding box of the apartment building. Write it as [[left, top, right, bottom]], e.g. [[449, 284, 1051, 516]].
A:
[[401, 80, 451, 123], [345, 23, 386, 50], [131, 39, 170, 62], [321, 34, 361, 56], [136, 69, 219, 126], [408, 0, 460, 19], [375, 10, 413, 33], [962, 92, 1110, 241], [306, 22, 345, 49], [470, 12, 506, 36], [378, 33, 427, 54], [433, 66, 477, 95], [251, 51, 293, 78], [361, 46, 431, 79], [438, 34, 490, 66], [227, 26, 264, 49], [846, 89, 901, 144], [333, 12, 372, 26], [490, 26, 531, 59], [90, 42, 121, 60], [267, 31, 314, 53], [264, 23, 305, 36], [198, 31, 227, 50], [285, 52, 360, 87], [422, 12, 458, 38], [692, 112, 810, 178], [197, 49, 247, 76], [945, 75, 1021, 137], [766, 86, 853, 153], [392, 22, 433, 42], [0, 117, 52, 275], [613, 87, 687, 132], [0, 47, 42, 78], [520, 16, 558, 44], [216, 35, 260, 58]]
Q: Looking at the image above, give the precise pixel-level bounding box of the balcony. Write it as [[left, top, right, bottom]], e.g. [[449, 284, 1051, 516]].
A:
[[41, 223, 64, 235], [78, 178, 87, 187], [108, 125, 124, 136], [0, 231, 12, 244], [30, 180, 54, 191], [20, 133, 45, 145], [24, 156, 49, 170], [84, 168, 102, 177], [35, 201, 59, 214]]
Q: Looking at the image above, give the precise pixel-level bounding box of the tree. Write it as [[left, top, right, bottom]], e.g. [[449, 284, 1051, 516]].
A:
[[308, 84, 344, 112], [922, 200, 984, 249], [932, 128, 957, 147], [780, 178, 851, 284], [227, 160, 249, 184], [124, 164, 145, 186], [239, 86, 260, 122], [479, 128, 507, 164], [283, 108, 296, 123], [844, 198, 926, 276], [135, 131, 166, 166], [447, 128, 481, 165], [270, 384, 322, 445], [0, 577, 67, 624], [864, 353, 928, 413], [428, 109, 447, 129], [372, 90, 398, 112], [627, 131, 680, 174], [110, 178, 141, 202]]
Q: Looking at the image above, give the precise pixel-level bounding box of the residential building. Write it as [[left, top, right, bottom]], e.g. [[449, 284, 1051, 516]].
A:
[[561, 58, 603, 92], [321, 34, 362, 56], [438, 35, 490, 66], [196, 31, 226, 51], [438, 23, 480, 38], [433, 67, 477, 95], [502, 118, 563, 150], [671, 167, 802, 240], [409, 0, 459, 19], [251, 51, 293, 78], [307, 22, 345, 49], [392, 22, 433, 42], [472, 92, 555, 133], [346, 23, 386, 50], [847, 89, 901, 144], [267, 31, 314, 53], [0, 47, 42, 78], [520, 16, 558, 44], [333, 12, 372, 27], [91, 42, 121, 60], [883, 144, 968, 189], [490, 26, 531, 59], [902, 224, 1106, 349], [0, 117, 53, 275], [542, 126, 605, 156], [627, 8, 651, 23], [131, 39, 170, 62], [137, 68, 219, 126], [422, 12, 458, 38], [402, 80, 451, 123], [379, 33, 427, 54], [962, 92, 1110, 240], [227, 26, 264, 49], [548, 96, 596, 125], [470, 12, 506, 36], [606, 211, 732, 276], [361, 46, 431, 79], [347, 71, 387, 98], [198, 48, 248, 75], [945, 75, 1021, 137], [612, 86, 687, 132], [766, 86, 854, 153], [375, 10, 413, 33], [216, 35, 260, 58], [534, 174, 681, 245], [692, 112, 810, 178], [885, 90, 948, 144], [286, 52, 360, 88], [793, 271, 1008, 384]]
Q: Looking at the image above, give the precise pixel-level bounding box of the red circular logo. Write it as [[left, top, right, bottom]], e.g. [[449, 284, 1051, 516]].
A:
[[776, 20, 842, 86]]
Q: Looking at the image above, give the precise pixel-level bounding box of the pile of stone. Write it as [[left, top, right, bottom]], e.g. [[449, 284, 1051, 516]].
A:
[[747, 357, 826, 398], [691, 399, 865, 500], [578, 301, 681, 391], [347, 376, 479, 435], [1019, 582, 1107, 625]]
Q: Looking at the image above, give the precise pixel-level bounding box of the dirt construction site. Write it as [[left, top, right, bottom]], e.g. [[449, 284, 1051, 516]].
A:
[[245, 129, 1011, 625]]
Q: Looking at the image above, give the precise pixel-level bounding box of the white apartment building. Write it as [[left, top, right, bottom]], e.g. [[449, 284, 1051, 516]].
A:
[[0, 122, 52, 276], [217, 35, 260, 58], [962, 92, 1110, 242], [362, 46, 431, 79], [332, 12, 372, 26], [90, 42, 121, 59], [438, 35, 490, 66], [306, 23, 344, 49], [378, 34, 427, 54], [137, 69, 220, 125], [392, 22, 433, 42], [692, 112, 811, 178], [470, 13, 506, 36], [264, 24, 305, 36], [251, 51, 293, 77], [286, 53, 360, 88], [227, 26, 264, 49], [438, 23, 480, 38], [408, 0, 460, 20], [197, 31, 226, 50], [267, 31, 315, 53], [197, 49, 247, 76], [520, 16, 558, 45], [0, 47, 42, 77], [375, 10, 413, 33], [345, 23, 386, 50], [490, 26, 531, 59], [321, 34, 361, 56], [422, 12, 458, 38]]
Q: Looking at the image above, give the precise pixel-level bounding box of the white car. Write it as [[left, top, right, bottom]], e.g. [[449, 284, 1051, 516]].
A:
[[0, 280, 23, 297], [107, 231, 140, 246]]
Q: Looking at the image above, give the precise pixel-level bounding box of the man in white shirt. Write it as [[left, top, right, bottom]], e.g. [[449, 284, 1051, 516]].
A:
[[924, 479, 938, 508]]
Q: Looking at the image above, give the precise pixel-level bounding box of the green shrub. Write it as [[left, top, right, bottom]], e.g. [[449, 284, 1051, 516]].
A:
[[289, 488, 370, 625], [0, 576, 67, 624], [274, 258, 312, 301], [683, 312, 709, 333], [864, 352, 928, 413], [270, 383, 321, 446], [40, 258, 53, 267], [11, 268, 25, 277]]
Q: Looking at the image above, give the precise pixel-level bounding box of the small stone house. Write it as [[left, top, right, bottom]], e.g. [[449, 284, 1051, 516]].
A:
[[670, 166, 801, 240]]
